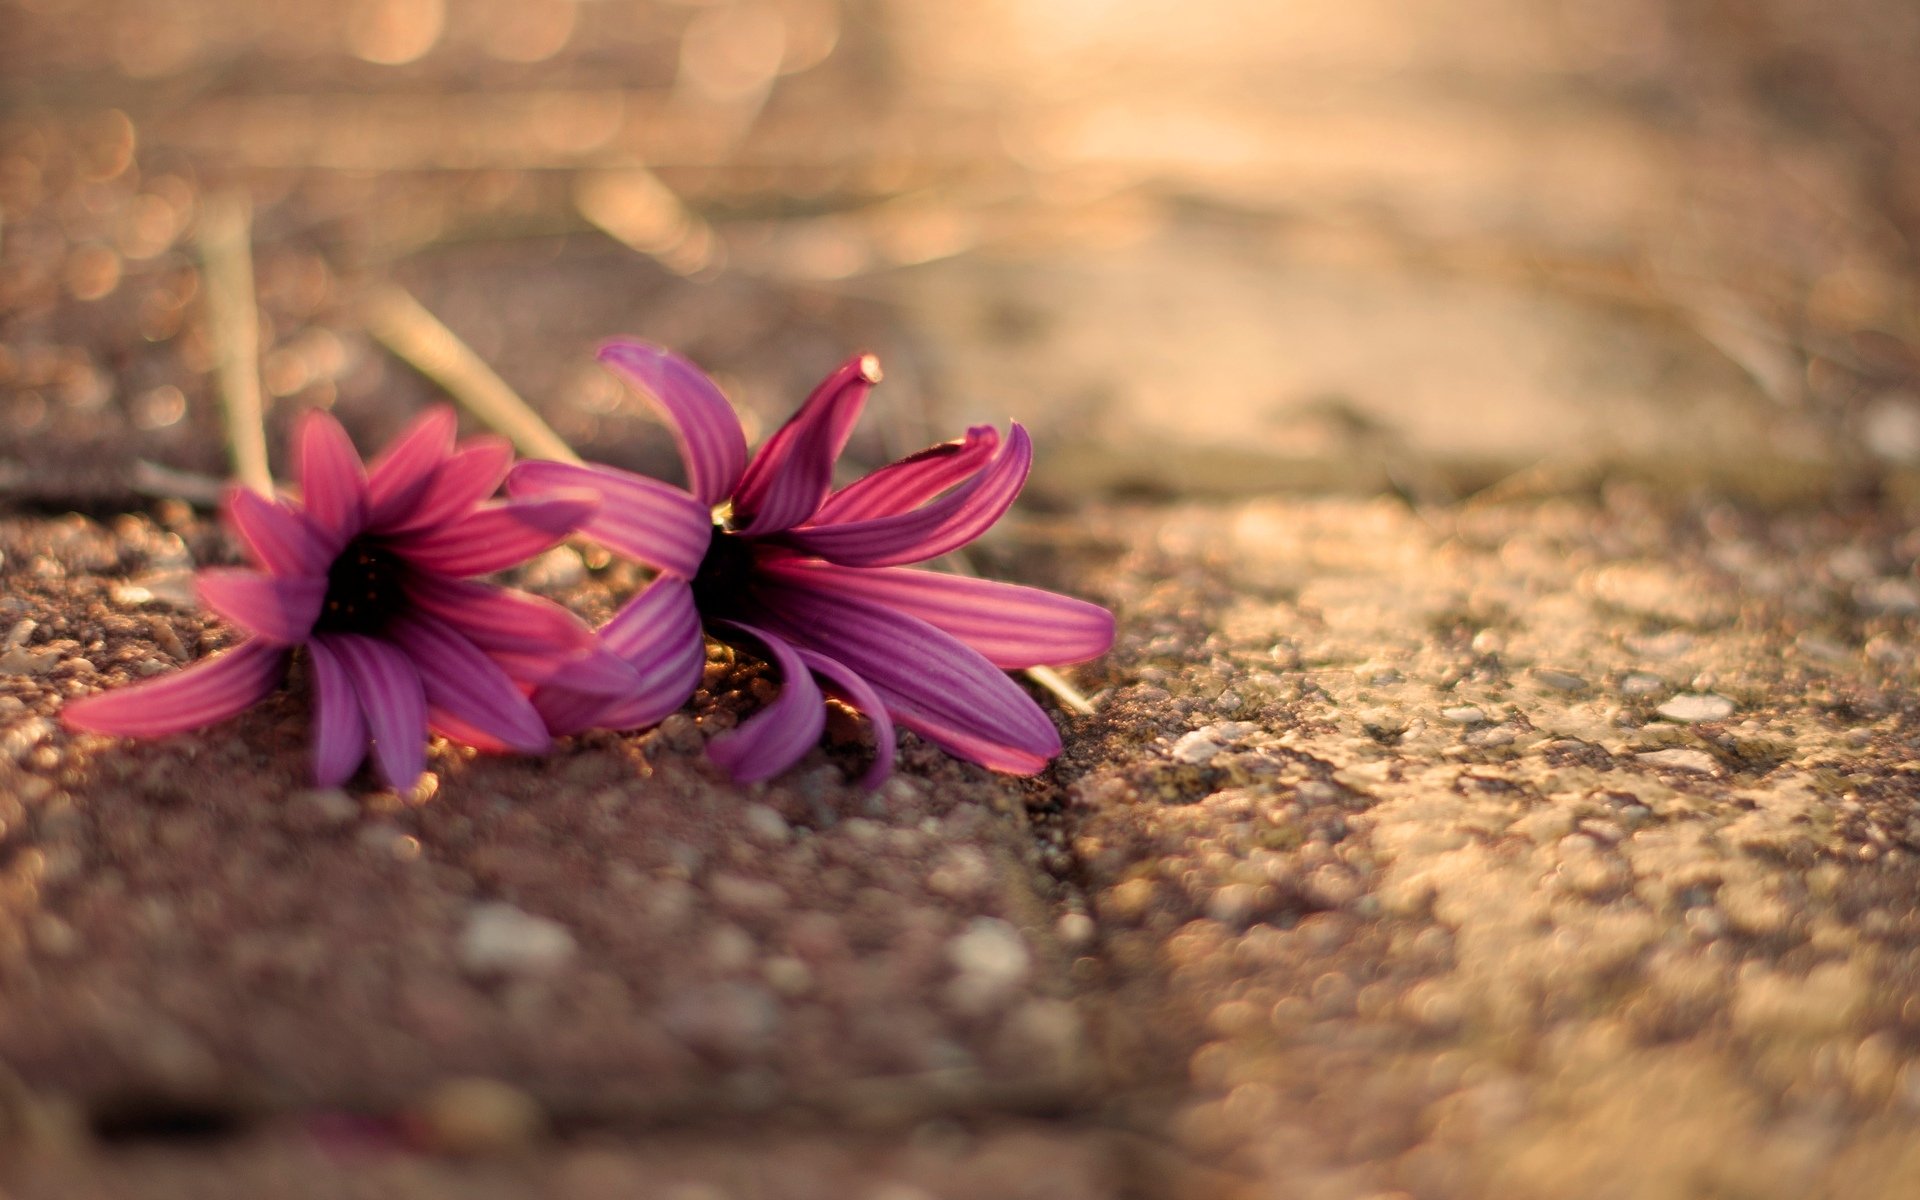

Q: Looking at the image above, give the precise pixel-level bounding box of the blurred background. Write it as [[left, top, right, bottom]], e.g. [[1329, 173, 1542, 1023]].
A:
[[3, 0, 1920, 508]]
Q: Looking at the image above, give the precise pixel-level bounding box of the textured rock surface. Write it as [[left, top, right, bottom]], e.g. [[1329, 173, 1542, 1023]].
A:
[[1058, 496, 1920, 1199]]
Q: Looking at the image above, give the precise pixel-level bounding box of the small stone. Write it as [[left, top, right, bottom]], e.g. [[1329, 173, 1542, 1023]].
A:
[[519, 545, 585, 590], [1531, 668, 1588, 692], [1055, 912, 1096, 947], [459, 903, 578, 977], [1636, 748, 1721, 775], [1171, 729, 1224, 764], [1464, 725, 1515, 748], [1359, 707, 1407, 737], [662, 983, 780, 1058], [416, 1077, 544, 1155], [946, 918, 1031, 1012], [1856, 577, 1920, 615], [1619, 673, 1667, 697], [1441, 706, 1488, 726], [1656, 693, 1735, 723], [762, 956, 813, 997], [2, 717, 54, 761], [740, 803, 790, 843], [285, 788, 358, 832], [708, 872, 786, 914]]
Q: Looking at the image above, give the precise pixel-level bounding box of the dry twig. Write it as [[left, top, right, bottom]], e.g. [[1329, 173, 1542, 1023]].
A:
[[362, 284, 581, 465], [198, 192, 272, 495]]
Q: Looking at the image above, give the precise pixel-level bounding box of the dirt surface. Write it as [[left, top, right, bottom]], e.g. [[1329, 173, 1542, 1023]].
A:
[[8, 0, 1920, 1197]]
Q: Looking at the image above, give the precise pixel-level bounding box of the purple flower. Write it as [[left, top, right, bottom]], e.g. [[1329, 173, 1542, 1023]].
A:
[[508, 340, 1114, 785], [64, 407, 633, 789]]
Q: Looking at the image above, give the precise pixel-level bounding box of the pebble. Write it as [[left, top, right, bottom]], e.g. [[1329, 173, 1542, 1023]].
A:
[[416, 1077, 543, 1155], [1636, 748, 1721, 775], [284, 788, 358, 832], [1619, 672, 1667, 697], [740, 803, 791, 843], [459, 903, 578, 977], [662, 983, 780, 1057], [1441, 706, 1488, 726], [2, 717, 54, 761], [1171, 729, 1225, 764], [946, 918, 1032, 1012], [1656, 693, 1735, 723], [1531, 668, 1588, 692]]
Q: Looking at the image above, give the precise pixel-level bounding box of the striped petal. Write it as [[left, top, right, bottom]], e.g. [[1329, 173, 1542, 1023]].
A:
[[224, 487, 331, 578], [388, 616, 549, 755], [491, 645, 640, 696], [306, 637, 369, 786], [196, 568, 324, 646], [388, 493, 597, 578], [532, 576, 704, 734], [62, 640, 286, 738], [811, 425, 998, 526], [375, 438, 514, 537], [760, 560, 1113, 669], [751, 580, 1060, 775], [295, 410, 370, 545], [705, 622, 826, 783], [400, 574, 595, 660], [598, 339, 749, 507], [327, 634, 429, 790], [795, 646, 894, 789], [507, 460, 711, 579], [777, 424, 1031, 568], [366, 406, 458, 527], [732, 353, 882, 535]]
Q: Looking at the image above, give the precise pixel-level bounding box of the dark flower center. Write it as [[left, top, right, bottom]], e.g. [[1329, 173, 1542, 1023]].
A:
[[315, 538, 409, 636], [691, 524, 756, 617]]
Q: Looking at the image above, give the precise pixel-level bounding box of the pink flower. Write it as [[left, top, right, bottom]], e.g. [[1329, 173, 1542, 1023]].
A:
[[64, 407, 633, 789], [508, 340, 1114, 785]]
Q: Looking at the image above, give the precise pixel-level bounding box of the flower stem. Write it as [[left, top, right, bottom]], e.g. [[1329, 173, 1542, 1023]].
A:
[[362, 284, 583, 465], [199, 192, 272, 496]]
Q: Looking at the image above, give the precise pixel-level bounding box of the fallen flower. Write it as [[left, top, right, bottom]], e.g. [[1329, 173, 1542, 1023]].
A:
[[509, 340, 1114, 784], [64, 406, 632, 789]]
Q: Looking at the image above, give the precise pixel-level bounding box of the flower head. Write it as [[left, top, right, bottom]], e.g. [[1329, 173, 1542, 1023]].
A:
[[64, 406, 632, 789], [509, 340, 1114, 785]]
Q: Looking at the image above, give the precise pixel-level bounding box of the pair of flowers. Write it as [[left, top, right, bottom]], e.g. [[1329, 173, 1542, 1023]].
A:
[[65, 341, 1114, 789]]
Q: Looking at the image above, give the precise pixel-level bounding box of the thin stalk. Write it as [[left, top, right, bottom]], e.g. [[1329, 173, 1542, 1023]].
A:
[[362, 284, 582, 465], [199, 192, 272, 495]]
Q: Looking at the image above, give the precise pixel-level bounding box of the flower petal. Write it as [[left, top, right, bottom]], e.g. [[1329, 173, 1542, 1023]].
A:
[[224, 487, 331, 577], [751, 579, 1060, 775], [326, 634, 428, 790], [375, 438, 514, 536], [306, 637, 369, 786], [295, 409, 370, 544], [388, 492, 597, 578], [388, 615, 549, 755], [366, 406, 458, 528], [532, 576, 704, 734], [760, 560, 1114, 669], [794, 646, 895, 789], [776, 424, 1031, 568], [705, 622, 826, 783], [400, 574, 593, 660], [811, 425, 998, 526], [598, 339, 749, 507], [492, 645, 640, 696], [196, 568, 324, 646], [507, 460, 711, 579], [732, 353, 882, 535], [62, 640, 287, 738]]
